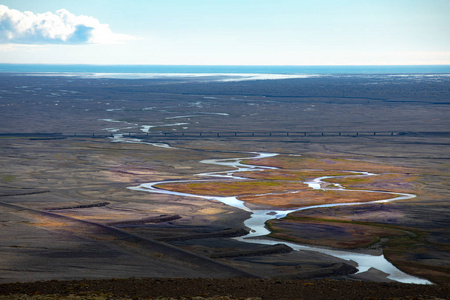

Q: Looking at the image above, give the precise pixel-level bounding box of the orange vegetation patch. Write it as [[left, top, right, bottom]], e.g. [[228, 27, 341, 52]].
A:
[[155, 180, 308, 196], [244, 155, 411, 173], [239, 190, 394, 208], [239, 169, 354, 181], [327, 173, 420, 194], [267, 218, 405, 249]]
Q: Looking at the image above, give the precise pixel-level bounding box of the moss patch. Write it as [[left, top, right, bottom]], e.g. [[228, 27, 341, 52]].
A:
[[1, 175, 16, 183], [266, 217, 407, 249]]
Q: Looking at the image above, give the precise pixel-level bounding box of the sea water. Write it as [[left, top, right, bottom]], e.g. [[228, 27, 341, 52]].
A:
[[1, 64, 450, 75]]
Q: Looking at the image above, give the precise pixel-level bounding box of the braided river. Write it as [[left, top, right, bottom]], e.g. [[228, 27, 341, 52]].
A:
[[128, 151, 431, 284]]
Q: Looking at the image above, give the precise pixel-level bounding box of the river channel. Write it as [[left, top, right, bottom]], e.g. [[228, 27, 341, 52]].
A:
[[129, 152, 431, 284]]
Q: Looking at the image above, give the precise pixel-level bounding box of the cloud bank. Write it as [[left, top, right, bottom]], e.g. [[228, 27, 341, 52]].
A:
[[0, 5, 134, 44]]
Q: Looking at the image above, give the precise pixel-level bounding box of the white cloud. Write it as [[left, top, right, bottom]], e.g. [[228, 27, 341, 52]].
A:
[[0, 5, 135, 44]]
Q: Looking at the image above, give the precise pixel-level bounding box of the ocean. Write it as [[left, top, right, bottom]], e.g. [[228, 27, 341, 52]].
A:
[[1, 64, 450, 74]]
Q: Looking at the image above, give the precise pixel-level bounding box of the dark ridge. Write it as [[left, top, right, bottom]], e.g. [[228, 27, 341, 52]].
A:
[[158, 228, 249, 241], [107, 214, 182, 226], [47, 202, 110, 210], [211, 243, 293, 258], [279, 263, 359, 279], [0, 190, 50, 197]]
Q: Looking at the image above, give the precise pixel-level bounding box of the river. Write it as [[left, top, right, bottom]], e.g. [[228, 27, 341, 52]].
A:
[[129, 152, 432, 284]]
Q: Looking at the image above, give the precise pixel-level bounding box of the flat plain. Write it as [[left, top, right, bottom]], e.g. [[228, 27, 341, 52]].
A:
[[0, 73, 449, 298]]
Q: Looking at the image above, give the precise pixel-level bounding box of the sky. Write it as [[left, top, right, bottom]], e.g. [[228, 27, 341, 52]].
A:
[[0, 0, 449, 65]]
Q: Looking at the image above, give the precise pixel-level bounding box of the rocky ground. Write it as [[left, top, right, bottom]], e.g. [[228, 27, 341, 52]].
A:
[[0, 278, 449, 300]]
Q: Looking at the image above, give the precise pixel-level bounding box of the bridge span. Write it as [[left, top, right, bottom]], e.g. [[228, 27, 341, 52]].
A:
[[1, 131, 449, 139]]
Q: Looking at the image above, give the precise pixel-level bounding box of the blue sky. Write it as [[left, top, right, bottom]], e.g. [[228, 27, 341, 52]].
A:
[[0, 0, 449, 65]]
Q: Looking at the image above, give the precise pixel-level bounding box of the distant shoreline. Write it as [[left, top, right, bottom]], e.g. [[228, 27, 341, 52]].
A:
[[1, 64, 450, 75]]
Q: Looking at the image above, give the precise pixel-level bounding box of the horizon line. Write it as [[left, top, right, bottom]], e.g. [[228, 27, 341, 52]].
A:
[[1, 63, 450, 67]]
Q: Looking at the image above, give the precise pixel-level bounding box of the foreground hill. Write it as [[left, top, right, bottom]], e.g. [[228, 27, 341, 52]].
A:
[[0, 278, 448, 300]]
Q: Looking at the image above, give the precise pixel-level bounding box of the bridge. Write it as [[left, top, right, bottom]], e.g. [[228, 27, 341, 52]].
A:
[[158, 131, 395, 137], [1, 131, 449, 139]]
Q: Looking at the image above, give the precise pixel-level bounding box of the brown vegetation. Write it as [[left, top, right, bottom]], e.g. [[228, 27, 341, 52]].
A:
[[244, 155, 412, 174], [156, 180, 308, 196], [240, 189, 393, 208], [239, 169, 354, 181], [327, 173, 420, 194]]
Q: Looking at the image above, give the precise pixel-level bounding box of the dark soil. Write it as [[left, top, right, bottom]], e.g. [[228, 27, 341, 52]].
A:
[[0, 278, 448, 300]]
